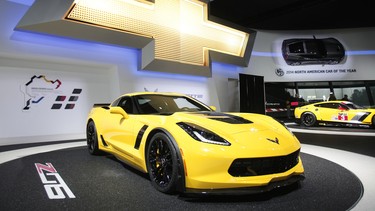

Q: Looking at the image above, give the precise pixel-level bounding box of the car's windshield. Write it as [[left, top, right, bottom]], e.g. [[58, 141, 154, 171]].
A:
[[305, 40, 326, 56], [134, 95, 211, 114], [343, 102, 364, 109]]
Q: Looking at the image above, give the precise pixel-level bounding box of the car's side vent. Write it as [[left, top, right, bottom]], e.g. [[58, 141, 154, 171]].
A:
[[100, 135, 108, 147], [134, 125, 148, 150]]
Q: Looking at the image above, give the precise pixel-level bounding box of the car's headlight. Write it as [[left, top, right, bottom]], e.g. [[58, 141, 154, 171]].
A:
[[177, 122, 231, 146]]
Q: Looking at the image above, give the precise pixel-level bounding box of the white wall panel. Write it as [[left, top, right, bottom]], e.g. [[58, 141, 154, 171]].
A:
[[0, 57, 115, 145]]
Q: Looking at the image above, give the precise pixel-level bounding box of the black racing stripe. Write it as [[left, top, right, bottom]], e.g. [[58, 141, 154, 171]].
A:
[[358, 112, 371, 122], [134, 125, 148, 150]]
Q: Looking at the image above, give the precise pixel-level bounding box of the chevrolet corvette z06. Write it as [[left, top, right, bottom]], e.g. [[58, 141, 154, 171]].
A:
[[282, 37, 345, 66], [86, 92, 304, 195], [295, 101, 375, 128]]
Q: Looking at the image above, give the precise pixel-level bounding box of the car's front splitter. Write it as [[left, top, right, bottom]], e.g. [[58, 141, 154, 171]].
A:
[[182, 174, 305, 196]]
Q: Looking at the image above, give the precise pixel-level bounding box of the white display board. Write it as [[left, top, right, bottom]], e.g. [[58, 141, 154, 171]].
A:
[[247, 28, 375, 82], [0, 64, 115, 145]]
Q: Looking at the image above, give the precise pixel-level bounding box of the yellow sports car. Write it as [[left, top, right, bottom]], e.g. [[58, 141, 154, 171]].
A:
[[295, 100, 375, 128], [86, 92, 304, 195]]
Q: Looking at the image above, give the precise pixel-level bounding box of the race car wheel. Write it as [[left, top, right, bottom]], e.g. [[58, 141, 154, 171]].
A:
[[86, 121, 101, 155], [372, 116, 375, 128], [301, 112, 317, 127], [146, 132, 180, 194]]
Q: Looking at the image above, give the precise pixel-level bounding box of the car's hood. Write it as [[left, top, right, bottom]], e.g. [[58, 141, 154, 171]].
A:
[[171, 112, 281, 135], [172, 112, 299, 154]]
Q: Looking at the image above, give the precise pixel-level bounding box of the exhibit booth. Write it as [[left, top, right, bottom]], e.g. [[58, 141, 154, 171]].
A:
[[1, 0, 375, 210]]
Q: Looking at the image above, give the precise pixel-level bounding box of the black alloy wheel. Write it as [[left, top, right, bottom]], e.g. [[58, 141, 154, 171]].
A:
[[86, 121, 101, 155], [301, 112, 317, 127], [146, 132, 180, 194]]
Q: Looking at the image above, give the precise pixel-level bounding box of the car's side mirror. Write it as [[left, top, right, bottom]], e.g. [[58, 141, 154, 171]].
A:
[[210, 106, 217, 111], [110, 107, 129, 119]]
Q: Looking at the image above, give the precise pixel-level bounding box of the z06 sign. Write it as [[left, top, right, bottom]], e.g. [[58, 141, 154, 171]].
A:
[[35, 163, 75, 199]]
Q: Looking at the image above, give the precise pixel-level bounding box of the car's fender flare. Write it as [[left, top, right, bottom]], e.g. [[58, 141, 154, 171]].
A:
[[145, 127, 186, 193]]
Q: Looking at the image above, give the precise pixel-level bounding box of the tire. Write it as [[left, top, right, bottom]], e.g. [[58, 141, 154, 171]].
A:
[[146, 132, 180, 194], [301, 112, 317, 127], [372, 116, 375, 129], [86, 121, 101, 155]]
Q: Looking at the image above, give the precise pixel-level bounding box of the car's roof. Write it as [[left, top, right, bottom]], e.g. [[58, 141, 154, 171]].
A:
[[310, 100, 352, 105], [284, 37, 338, 42], [316, 100, 346, 103], [121, 92, 188, 98]]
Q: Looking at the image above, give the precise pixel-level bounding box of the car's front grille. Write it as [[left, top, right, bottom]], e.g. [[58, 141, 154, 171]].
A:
[[228, 149, 300, 177]]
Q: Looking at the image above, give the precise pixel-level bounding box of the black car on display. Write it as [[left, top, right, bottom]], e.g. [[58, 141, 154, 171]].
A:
[[282, 37, 345, 65]]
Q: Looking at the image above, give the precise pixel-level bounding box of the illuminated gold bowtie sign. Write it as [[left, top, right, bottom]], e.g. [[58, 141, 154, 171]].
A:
[[68, 0, 247, 66], [16, 0, 253, 76]]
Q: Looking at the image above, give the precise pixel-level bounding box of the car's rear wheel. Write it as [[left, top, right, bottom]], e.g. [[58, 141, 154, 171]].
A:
[[301, 112, 317, 127], [86, 121, 101, 155], [146, 132, 180, 194], [372, 115, 375, 129]]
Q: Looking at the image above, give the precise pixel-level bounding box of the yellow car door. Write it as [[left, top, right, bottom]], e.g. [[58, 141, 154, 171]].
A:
[[100, 97, 141, 158], [315, 102, 347, 122], [101, 107, 135, 150]]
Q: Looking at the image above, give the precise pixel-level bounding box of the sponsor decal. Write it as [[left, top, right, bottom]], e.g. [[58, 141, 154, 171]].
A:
[[35, 163, 76, 199], [338, 112, 349, 121], [332, 113, 348, 121], [352, 112, 371, 121]]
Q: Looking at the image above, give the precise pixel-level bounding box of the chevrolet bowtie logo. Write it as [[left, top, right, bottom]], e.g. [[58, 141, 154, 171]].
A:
[[15, 0, 254, 77], [266, 137, 279, 144]]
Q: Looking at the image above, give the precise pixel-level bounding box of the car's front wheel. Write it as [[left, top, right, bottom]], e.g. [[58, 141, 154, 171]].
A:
[[86, 121, 101, 155], [301, 112, 317, 127], [146, 132, 180, 194]]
